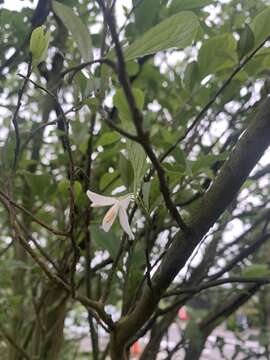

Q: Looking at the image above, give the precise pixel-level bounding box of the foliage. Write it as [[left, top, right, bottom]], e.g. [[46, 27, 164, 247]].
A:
[[1, 0, 270, 359]]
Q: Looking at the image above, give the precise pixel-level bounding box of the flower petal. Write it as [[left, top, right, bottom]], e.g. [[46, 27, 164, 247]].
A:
[[119, 207, 135, 240], [86, 190, 117, 207], [119, 194, 132, 210], [102, 203, 119, 232]]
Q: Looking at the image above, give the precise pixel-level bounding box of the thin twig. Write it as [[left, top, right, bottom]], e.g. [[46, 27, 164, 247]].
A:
[[17, 219, 60, 272], [99, 108, 139, 141], [0, 240, 14, 257], [160, 36, 270, 162], [12, 59, 32, 170], [18, 73, 56, 99], [101, 235, 127, 303], [21, 71, 88, 301], [60, 58, 117, 79], [117, 0, 145, 37], [97, 0, 189, 233], [0, 190, 68, 237], [57, 104, 78, 298], [20, 119, 57, 153], [84, 114, 100, 359], [164, 276, 270, 297], [13, 224, 114, 330], [0, 324, 32, 360]]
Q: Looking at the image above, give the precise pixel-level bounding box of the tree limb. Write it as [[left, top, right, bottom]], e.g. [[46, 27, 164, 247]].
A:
[[114, 97, 270, 347]]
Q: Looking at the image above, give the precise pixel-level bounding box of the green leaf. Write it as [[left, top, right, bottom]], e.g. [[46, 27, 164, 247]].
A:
[[163, 163, 186, 175], [125, 242, 145, 303], [30, 26, 51, 66], [184, 61, 199, 91], [99, 171, 119, 191], [191, 152, 228, 174], [169, 0, 214, 13], [58, 179, 82, 202], [163, 163, 186, 187], [52, 1, 93, 62], [172, 148, 187, 169], [96, 132, 121, 147], [237, 24, 255, 60], [244, 48, 270, 77], [133, 0, 160, 34], [127, 141, 148, 192], [242, 264, 270, 278], [118, 153, 134, 189], [126, 61, 140, 76], [142, 181, 151, 209], [113, 87, 144, 126], [0, 9, 29, 42], [198, 34, 237, 78], [149, 176, 162, 211], [23, 172, 52, 197], [251, 7, 270, 47], [58, 179, 70, 197], [124, 11, 199, 60], [91, 225, 121, 260]]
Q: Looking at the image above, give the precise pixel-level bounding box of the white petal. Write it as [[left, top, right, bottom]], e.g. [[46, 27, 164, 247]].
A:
[[86, 190, 117, 207], [119, 207, 135, 240], [119, 194, 132, 210], [102, 203, 119, 232]]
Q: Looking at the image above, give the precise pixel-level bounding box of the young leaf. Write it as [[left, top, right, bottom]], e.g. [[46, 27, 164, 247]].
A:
[[124, 11, 199, 60], [30, 26, 51, 66], [52, 1, 93, 62]]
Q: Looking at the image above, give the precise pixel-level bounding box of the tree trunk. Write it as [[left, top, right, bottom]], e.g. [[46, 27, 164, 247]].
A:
[[110, 331, 128, 360]]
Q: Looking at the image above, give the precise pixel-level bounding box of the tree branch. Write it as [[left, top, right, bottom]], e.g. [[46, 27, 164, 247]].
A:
[[11, 60, 32, 170], [165, 276, 270, 297], [114, 97, 270, 346], [0, 324, 32, 360], [210, 232, 270, 281], [0, 190, 68, 237], [97, 0, 188, 233], [160, 36, 270, 163]]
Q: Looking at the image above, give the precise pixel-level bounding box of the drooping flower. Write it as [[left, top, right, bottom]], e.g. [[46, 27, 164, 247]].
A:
[[86, 190, 134, 240]]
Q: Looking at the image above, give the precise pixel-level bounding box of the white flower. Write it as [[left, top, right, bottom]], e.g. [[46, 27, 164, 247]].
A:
[[86, 190, 135, 240]]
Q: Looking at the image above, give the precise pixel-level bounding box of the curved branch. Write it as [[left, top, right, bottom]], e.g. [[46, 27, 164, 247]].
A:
[[115, 97, 270, 346]]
